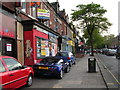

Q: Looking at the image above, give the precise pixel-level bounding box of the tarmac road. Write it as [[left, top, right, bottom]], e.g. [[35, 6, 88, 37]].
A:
[[96, 53, 120, 89]]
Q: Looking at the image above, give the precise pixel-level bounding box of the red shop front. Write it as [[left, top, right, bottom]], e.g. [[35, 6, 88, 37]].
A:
[[22, 20, 50, 66], [24, 28, 49, 66]]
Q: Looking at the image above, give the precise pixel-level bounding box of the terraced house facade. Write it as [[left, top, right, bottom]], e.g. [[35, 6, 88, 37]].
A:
[[0, 0, 81, 66]]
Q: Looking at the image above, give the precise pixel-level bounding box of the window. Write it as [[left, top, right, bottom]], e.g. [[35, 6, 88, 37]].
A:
[[3, 58, 22, 71], [44, 21, 49, 27], [36, 37, 49, 59], [32, 7, 36, 18], [0, 61, 6, 72], [21, 0, 26, 13], [56, 52, 68, 57], [54, 25, 58, 31]]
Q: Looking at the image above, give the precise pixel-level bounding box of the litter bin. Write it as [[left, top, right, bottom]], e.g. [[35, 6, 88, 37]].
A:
[[88, 58, 96, 73]]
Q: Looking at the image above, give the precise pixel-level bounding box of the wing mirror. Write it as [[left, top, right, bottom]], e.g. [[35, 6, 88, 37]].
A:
[[20, 65, 27, 69], [59, 59, 64, 63]]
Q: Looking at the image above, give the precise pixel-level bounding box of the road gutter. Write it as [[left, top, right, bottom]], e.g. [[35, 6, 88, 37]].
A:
[[96, 58, 109, 90]]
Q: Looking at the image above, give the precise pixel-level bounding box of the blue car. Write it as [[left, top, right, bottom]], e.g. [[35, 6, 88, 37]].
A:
[[55, 51, 76, 67], [33, 56, 70, 79]]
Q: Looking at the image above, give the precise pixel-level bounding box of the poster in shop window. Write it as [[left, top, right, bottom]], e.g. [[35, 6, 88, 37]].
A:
[[36, 38, 41, 58], [41, 40, 46, 56], [6, 43, 12, 51]]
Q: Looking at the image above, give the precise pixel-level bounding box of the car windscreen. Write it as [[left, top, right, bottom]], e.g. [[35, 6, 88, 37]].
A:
[[56, 52, 68, 57], [40, 57, 59, 64]]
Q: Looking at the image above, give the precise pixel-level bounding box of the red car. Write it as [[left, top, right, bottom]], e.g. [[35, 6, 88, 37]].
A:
[[0, 56, 34, 89]]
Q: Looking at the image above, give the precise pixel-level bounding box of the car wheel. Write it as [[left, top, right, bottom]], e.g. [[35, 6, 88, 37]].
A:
[[65, 66, 71, 73], [57, 70, 64, 79], [69, 62, 72, 67], [73, 60, 76, 65], [26, 75, 33, 87]]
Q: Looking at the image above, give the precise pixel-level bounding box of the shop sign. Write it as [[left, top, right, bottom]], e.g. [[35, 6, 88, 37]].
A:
[[49, 33, 57, 43], [0, 31, 15, 38], [6, 43, 12, 51], [1, 13, 16, 38], [68, 40, 75, 46], [37, 9, 50, 20], [33, 25, 48, 34], [30, 0, 40, 8]]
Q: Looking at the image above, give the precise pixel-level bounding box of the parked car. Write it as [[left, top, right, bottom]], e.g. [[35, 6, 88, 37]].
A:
[[0, 56, 34, 89], [116, 46, 120, 59], [106, 49, 116, 56], [55, 51, 76, 67], [33, 56, 70, 79], [102, 48, 109, 55]]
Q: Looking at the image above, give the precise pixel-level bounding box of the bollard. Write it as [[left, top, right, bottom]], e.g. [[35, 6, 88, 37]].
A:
[[88, 58, 96, 73]]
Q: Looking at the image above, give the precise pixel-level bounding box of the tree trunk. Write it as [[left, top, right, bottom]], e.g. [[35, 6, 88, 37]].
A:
[[90, 35, 94, 56]]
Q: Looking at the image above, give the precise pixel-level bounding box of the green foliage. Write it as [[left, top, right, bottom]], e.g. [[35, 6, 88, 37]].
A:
[[83, 29, 105, 49], [71, 2, 112, 33], [103, 34, 115, 47], [71, 3, 112, 55]]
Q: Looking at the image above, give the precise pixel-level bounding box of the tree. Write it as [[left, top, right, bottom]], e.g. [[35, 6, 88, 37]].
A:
[[83, 29, 105, 49], [71, 2, 112, 56], [103, 34, 115, 48]]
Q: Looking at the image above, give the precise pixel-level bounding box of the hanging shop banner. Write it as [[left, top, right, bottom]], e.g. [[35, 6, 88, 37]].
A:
[[37, 9, 50, 20]]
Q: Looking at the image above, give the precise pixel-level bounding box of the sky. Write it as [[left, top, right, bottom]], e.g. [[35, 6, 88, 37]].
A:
[[49, 0, 119, 37]]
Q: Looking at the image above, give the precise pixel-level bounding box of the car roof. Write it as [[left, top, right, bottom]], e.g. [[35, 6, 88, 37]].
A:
[[57, 51, 72, 53], [0, 56, 15, 59]]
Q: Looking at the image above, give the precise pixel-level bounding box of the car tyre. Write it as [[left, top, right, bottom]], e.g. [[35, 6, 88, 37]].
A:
[[26, 75, 33, 87], [65, 66, 71, 73], [69, 62, 72, 67], [57, 70, 64, 79], [73, 60, 76, 65]]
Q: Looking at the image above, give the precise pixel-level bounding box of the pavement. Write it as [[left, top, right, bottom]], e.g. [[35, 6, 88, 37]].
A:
[[52, 54, 107, 89]]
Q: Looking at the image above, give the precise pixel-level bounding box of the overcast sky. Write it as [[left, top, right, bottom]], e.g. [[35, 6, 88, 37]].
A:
[[49, 0, 119, 36]]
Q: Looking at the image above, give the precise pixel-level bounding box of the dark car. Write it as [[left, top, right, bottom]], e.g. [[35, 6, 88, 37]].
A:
[[0, 56, 34, 89], [55, 51, 76, 67], [33, 56, 70, 79], [116, 46, 120, 59]]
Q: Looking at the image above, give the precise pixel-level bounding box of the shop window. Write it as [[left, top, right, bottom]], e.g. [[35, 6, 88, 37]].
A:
[[36, 37, 49, 59]]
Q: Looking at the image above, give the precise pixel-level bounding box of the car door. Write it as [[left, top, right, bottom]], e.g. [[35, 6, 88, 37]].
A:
[[0, 60, 10, 88], [2, 58, 28, 88]]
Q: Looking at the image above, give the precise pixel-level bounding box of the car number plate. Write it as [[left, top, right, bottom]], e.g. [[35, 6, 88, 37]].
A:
[[39, 67, 48, 69]]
